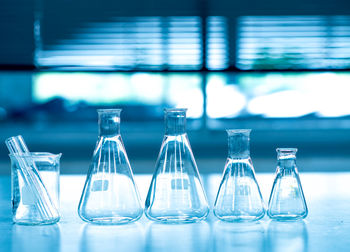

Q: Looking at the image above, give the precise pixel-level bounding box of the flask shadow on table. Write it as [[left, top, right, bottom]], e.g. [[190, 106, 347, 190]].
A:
[[213, 220, 265, 252], [11, 224, 61, 252], [79, 222, 145, 252], [267, 220, 308, 252], [145, 221, 210, 252]]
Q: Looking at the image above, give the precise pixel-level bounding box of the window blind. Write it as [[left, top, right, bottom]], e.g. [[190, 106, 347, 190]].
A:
[[36, 16, 203, 70], [237, 15, 350, 70]]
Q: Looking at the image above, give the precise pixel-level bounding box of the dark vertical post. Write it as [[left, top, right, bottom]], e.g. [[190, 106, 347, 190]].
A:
[[197, 0, 208, 130], [230, 15, 238, 70], [197, 0, 208, 71]]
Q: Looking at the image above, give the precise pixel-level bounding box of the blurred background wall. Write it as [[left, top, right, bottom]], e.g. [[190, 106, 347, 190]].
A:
[[0, 0, 350, 174]]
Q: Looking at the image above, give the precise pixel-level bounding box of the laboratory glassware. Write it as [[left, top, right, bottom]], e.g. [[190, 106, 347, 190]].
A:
[[6, 136, 60, 225], [214, 129, 265, 222], [11, 152, 61, 223], [78, 109, 143, 224], [145, 108, 209, 223], [267, 148, 308, 220]]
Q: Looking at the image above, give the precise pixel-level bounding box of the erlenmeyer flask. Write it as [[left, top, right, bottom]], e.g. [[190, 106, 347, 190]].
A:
[[78, 109, 143, 224], [214, 129, 265, 222], [267, 148, 308, 220], [145, 108, 209, 223]]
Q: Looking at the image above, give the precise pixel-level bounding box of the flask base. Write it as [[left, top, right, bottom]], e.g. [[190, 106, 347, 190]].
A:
[[79, 215, 142, 225], [145, 213, 208, 224], [214, 214, 265, 222], [267, 213, 307, 221], [13, 217, 60, 225]]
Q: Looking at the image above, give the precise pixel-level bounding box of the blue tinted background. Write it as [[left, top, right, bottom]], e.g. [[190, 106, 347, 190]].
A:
[[0, 0, 350, 174]]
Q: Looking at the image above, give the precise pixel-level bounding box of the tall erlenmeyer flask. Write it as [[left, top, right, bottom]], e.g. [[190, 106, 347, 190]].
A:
[[78, 109, 143, 224], [214, 129, 265, 222], [145, 108, 209, 223], [267, 148, 308, 220]]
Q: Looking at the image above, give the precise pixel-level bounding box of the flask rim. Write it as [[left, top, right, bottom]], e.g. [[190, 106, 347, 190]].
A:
[[9, 152, 62, 159], [226, 129, 251, 136], [97, 108, 122, 114], [276, 148, 298, 154], [164, 108, 187, 114]]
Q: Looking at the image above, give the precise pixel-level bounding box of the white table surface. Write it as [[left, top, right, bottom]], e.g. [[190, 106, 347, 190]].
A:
[[0, 173, 349, 252]]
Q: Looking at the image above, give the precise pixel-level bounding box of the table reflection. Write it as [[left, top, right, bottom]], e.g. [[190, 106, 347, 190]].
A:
[[79, 222, 145, 252], [213, 221, 265, 252], [146, 222, 210, 252], [267, 220, 308, 252], [11, 224, 61, 252]]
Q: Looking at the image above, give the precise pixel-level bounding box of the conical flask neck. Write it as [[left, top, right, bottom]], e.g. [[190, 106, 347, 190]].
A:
[[277, 148, 297, 170], [278, 158, 297, 170], [227, 129, 251, 159], [98, 109, 121, 136], [165, 109, 187, 136]]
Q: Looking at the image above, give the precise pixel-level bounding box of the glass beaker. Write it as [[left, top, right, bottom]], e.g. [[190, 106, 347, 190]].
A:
[[267, 148, 308, 220], [78, 109, 143, 224], [145, 108, 209, 223], [10, 152, 61, 225], [214, 129, 265, 222]]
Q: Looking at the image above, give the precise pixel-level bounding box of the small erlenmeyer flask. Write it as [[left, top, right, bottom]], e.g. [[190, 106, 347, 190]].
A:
[[145, 108, 209, 223], [214, 129, 265, 222], [78, 109, 143, 224], [267, 148, 308, 220]]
